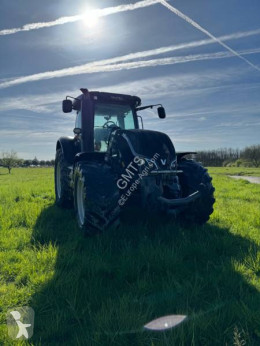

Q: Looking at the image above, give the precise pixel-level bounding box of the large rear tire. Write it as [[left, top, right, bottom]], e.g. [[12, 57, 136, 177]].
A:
[[74, 162, 121, 236], [54, 149, 73, 208], [178, 159, 215, 224]]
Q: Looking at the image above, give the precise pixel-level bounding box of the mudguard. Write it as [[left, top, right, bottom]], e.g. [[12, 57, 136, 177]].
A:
[[56, 137, 79, 165], [176, 152, 197, 163], [74, 152, 106, 164]]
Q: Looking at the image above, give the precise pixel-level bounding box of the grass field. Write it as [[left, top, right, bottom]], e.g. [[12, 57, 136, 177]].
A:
[[209, 167, 260, 177], [0, 166, 260, 345]]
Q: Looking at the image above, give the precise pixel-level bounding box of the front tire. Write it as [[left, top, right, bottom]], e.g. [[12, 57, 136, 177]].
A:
[[178, 159, 215, 224], [54, 149, 73, 208], [74, 162, 121, 236]]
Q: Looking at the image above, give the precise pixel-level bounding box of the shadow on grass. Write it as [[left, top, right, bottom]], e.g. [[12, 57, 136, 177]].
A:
[[30, 206, 260, 346]]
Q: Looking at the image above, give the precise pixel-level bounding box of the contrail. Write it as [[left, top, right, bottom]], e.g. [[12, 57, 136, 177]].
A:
[[0, 28, 258, 89], [88, 48, 260, 72], [0, 47, 259, 89], [0, 0, 160, 36], [0, 15, 82, 36], [159, 0, 260, 73], [110, 28, 260, 63]]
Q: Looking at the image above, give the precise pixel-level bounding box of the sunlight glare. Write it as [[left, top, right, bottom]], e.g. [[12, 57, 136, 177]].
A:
[[82, 9, 100, 28]]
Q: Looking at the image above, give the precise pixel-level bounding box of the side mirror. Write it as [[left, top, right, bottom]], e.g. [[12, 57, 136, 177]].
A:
[[62, 99, 73, 113], [158, 106, 166, 119], [73, 128, 82, 135]]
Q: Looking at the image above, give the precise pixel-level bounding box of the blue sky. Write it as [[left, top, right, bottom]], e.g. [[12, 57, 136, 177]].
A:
[[0, 0, 259, 159]]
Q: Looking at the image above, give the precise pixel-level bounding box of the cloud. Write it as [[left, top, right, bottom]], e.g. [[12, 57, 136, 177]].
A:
[[159, 0, 260, 73], [0, 0, 159, 36], [0, 92, 69, 113], [216, 121, 260, 128], [0, 66, 258, 113], [0, 46, 260, 89]]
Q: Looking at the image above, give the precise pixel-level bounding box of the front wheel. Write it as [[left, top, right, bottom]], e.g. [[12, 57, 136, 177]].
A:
[[74, 162, 121, 236], [178, 159, 215, 225]]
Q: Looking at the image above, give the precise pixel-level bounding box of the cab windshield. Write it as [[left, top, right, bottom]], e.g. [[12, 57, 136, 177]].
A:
[[94, 103, 136, 152]]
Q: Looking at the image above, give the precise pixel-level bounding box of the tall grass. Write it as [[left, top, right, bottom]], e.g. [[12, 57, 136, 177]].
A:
[[0, 167, 260, 345]]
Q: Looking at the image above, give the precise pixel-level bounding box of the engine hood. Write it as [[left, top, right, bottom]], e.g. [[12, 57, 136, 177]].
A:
[[109, 129, 176, 169]]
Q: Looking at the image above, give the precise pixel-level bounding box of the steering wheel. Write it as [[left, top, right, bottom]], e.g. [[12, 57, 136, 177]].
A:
[[103, 120, 118, 128], [102, 121, 120, 145]]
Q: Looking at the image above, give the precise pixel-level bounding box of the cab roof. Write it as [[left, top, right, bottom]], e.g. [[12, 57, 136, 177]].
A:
[[72, 90, 141, 110]]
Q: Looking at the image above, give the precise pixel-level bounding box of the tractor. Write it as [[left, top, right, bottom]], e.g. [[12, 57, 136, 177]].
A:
[[55, 88, 215, 235]]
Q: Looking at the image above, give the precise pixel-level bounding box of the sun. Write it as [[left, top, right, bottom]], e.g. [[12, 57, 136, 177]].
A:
[[82, 9, 100, 28]]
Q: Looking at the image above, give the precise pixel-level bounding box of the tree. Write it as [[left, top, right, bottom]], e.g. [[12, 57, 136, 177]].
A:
[[39, 160, 46, 166], [32, 156, 39, 166], [1, 150, 21, 173], [241, 145, 260, 167], [23, 160, 32, 167]]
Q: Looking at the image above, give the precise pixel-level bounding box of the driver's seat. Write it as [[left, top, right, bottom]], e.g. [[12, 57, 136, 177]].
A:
[[94, 127, 110, 143], [94, 127, 111, 152]]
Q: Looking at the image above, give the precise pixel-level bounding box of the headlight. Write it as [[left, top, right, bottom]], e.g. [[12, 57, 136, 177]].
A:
[[145, 158, 158, 169], [134, 155, 159, 171], [170, 159, 177, 170]]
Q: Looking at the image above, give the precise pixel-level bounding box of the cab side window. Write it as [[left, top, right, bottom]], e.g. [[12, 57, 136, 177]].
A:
[[75, 111, 82, 129]]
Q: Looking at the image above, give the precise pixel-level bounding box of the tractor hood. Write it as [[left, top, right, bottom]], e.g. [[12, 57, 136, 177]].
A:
[[108, 129, 176, 169]]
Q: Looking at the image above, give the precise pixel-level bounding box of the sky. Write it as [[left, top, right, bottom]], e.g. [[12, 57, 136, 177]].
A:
[[0, 0, 259, 160]]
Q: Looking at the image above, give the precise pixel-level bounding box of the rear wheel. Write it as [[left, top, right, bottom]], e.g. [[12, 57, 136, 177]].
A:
[[54, 149, 73, 208], [74, 162, 121, 236], [178, 159, 215, 224]]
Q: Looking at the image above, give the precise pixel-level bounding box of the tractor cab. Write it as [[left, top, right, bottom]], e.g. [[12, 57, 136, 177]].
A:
[[62, 88, 165, 154], [94, 102, 138, 152], [74, 100, 137, 152]]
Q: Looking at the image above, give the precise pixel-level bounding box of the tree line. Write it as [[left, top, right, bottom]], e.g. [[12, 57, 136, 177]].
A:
[[1, 144, 260, 173], [195, 144, 260, 167], [0, 151, 54, 173]]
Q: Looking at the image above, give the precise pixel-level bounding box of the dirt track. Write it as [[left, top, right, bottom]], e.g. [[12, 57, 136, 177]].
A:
[[229, 176, 260, 184]]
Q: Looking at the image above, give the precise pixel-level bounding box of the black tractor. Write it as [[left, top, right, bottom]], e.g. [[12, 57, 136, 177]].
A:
[[55, 88, 215, 235]]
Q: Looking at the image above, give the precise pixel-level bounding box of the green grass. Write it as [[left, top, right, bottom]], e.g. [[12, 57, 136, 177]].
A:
[[208, 166, 260, 177], [0, 167, 260, 345]]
